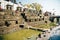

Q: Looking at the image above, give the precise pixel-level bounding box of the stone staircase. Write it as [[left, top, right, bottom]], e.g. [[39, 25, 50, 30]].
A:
[[20, 12, 46, 27], [0, 9, 51, 34], [0, 10, 26, 34]]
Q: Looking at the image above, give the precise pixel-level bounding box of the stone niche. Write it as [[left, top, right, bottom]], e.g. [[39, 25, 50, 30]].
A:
[[35, 19, 37, 21], [5, 21, 11, 27], [6, 4, 13, 10], [19, 24, 24, 28], [23, 8, 28, 13], [39, 10, 42, 14], [17, 7, 22, 12], [15, 20, 18, 24]]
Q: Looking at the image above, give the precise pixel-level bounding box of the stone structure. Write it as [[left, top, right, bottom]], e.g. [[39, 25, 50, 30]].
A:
[[50, 16, 60, 24], [0, 0, 52, 35], [0, 4, 25, 35]]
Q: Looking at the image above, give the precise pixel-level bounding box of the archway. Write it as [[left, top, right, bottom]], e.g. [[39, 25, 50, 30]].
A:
[[49, 16, 60, 25]]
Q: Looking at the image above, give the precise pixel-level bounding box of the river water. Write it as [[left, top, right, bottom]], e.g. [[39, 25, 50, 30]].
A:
[[49, 35, 60, 40], [49, 25, 60, 40]]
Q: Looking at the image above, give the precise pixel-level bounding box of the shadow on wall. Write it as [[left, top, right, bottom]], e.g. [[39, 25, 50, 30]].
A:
[[0, 36, 4, 40]]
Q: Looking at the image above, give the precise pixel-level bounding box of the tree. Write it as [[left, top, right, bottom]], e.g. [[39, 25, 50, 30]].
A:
[[31, 3, 42, 11], [24, 3, 42, 11]]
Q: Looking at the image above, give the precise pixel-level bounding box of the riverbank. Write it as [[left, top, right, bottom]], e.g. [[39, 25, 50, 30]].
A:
[[0, 29, 41, 40], [0, 23, 57, 40]]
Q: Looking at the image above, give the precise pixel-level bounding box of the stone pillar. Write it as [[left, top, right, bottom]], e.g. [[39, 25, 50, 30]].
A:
[[54, 18, 57, 23], [57, 18, 59, 23], [59, 18, 60, 24]]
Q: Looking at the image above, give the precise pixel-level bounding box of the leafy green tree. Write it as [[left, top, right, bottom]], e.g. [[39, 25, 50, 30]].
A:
[[31, 3, 42, 11], [24, 3, 42, 11]]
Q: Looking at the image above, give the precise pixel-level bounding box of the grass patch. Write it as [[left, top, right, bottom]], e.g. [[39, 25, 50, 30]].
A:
[[33, 22, 56, 29], [49, 22, 56, 26], [0, 29, 41, 40]]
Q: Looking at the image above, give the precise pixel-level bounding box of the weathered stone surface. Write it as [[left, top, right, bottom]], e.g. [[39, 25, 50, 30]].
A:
[[0, 8, 51, 35]]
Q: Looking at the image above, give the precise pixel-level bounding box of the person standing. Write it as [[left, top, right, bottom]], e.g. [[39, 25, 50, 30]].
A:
[[37, 34, 42, 40]]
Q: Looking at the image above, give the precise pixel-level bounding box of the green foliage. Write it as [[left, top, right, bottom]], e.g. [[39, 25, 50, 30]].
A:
[[49, 22, 56, 26], [32, 3, 42, 11], [24, 3, 42, 11], [33, 22, 56, 29]]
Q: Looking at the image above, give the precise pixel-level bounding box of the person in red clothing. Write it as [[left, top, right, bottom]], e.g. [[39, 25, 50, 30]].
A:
[[0, 2, 3, 11], [0, 6, 2, 10], [0, 5, 3, 11]]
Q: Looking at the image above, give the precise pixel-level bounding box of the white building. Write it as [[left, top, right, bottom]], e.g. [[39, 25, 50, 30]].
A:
[[0, 0, 23, 11], [0, 0, 36, 12]]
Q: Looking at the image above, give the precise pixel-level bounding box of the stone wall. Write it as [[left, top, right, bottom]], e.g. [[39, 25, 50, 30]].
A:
[[0, 7, 51, 34]]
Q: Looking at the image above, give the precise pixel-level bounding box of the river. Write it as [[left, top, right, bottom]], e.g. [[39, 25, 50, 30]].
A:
[[49, 25, 60, 40]]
